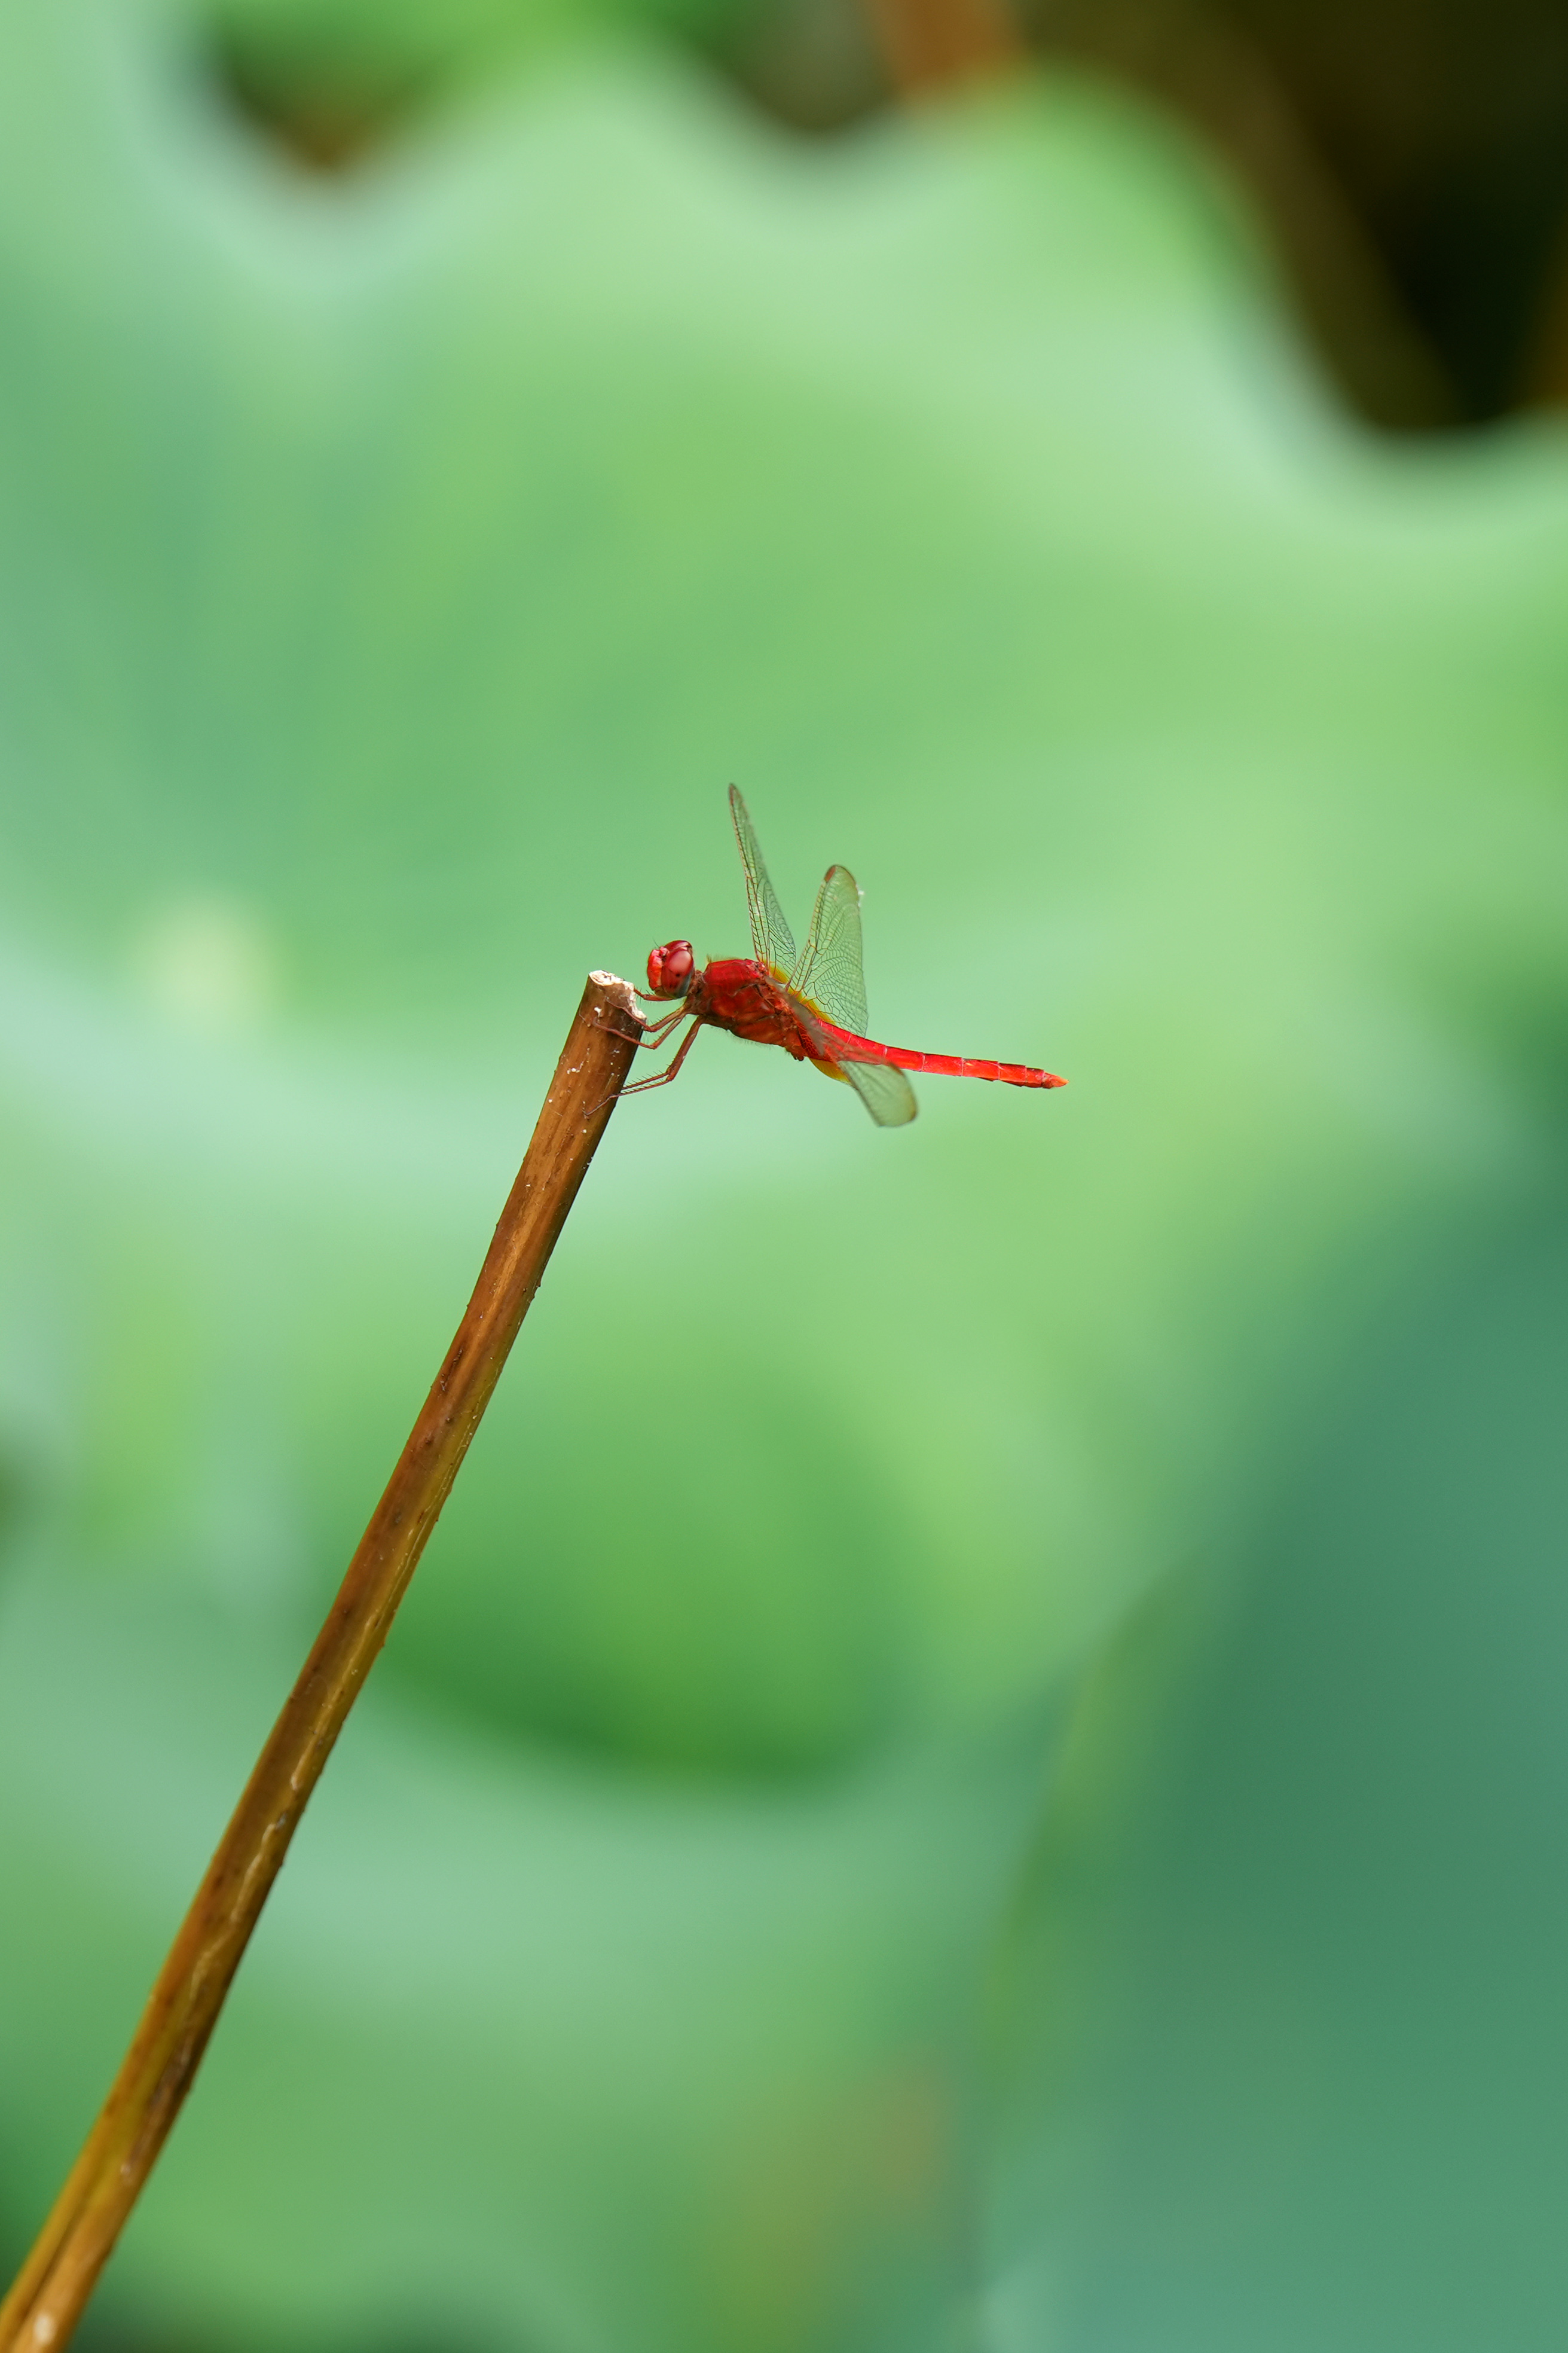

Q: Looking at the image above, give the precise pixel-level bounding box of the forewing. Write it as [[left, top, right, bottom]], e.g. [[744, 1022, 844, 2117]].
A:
[[790, 863, 868, 1034], [729, 785, 796, 977], [840, 1057, 918, 1128]]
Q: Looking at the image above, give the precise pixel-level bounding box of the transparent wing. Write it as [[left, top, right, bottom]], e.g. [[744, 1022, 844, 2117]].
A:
[[790, 864, 868, 1034], [729, 785, 796, 978], [839, 1057, 918, 1128], [792, 862, 913, 1122]]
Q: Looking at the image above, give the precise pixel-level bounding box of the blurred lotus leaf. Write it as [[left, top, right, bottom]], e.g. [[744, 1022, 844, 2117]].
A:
[[0, 2, 1566, 2349]]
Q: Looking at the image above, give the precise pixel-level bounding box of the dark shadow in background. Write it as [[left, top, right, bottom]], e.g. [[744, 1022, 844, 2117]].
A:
[[210, 0, 1568, 431]]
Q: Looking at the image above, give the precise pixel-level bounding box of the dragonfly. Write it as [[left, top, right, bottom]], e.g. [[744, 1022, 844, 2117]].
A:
[[621, 788, 1066, 1126]]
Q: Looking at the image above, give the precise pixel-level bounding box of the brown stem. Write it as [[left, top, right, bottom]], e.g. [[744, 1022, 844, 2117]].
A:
[[0, 971, 646, 2353]]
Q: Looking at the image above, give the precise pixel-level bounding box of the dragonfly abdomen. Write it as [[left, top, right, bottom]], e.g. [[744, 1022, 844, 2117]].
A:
[[817, 1021, 1065, 1090]]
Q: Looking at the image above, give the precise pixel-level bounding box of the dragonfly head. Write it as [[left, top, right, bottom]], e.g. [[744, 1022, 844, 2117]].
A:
[[646, 939, 695, 999]]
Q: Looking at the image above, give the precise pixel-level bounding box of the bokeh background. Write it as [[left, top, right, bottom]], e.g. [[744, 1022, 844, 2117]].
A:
[[2, 1, 1567, 2348]]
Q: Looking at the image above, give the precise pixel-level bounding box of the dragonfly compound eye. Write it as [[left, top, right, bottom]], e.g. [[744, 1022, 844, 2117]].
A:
[[647, 939, 695, 997]]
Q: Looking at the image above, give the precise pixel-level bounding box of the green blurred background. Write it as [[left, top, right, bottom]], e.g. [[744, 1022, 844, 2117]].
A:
[[1, 0, 1567, 2346]]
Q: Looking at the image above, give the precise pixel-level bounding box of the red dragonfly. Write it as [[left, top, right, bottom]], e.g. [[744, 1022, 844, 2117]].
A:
[[622, 788, 1066, 1125]]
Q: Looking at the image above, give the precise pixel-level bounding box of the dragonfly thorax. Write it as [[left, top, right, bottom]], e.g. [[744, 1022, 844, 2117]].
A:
[[646, 939, 696, 999]]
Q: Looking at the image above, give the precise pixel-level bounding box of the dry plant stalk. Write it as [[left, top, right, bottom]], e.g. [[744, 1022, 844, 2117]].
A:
[[0, 971, 646, 2353]]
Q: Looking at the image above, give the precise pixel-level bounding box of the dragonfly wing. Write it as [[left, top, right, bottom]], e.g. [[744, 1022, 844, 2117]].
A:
[[793, 862, 914, 1123], [729, 786, 796, 978], [790, 863, 869, 1034], [839, 1057, 918, 1127]]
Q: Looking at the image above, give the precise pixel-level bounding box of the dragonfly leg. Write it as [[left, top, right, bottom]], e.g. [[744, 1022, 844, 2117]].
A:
[[632, 1006, 690, 1048], [591, 1006, 686, 1051], [610, 1016, 705, 1103]]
